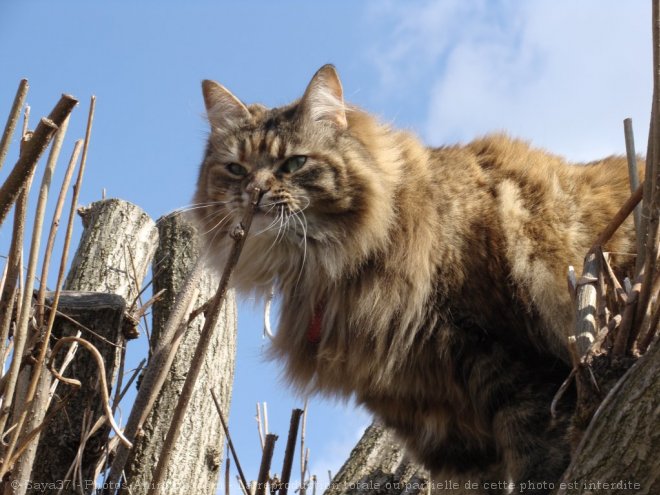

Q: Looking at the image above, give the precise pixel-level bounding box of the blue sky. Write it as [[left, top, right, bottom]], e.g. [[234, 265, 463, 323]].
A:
[[0, 0, 651, 492]]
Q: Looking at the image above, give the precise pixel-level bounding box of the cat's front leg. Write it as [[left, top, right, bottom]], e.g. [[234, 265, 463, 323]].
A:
[[492, 389, 572, 495]]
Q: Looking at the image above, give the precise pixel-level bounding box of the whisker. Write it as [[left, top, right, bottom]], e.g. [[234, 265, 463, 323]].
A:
[[158, 200, 233, 222]]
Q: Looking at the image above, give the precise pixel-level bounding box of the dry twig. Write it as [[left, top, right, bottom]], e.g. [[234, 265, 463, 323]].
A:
[[150, 187, 261, 492], [47, 336, 132, 448], [0, 97, 93, 478], [280, 409, 304, 495], [0, 79, 29, 172], [0, 94, 78, 227], [257, 434, 278, 495], [36, 139, 83, 328], [212, 388, 251, 495]]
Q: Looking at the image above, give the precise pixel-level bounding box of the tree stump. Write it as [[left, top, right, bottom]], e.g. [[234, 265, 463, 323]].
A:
[[325, 423, 427, 495], [121, 213, 237, 494], [15, 199, 157, 495]]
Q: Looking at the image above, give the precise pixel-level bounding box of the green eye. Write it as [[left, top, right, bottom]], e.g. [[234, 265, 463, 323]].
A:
[[226, 163, 248, 176], [280, 155, 307, 174]]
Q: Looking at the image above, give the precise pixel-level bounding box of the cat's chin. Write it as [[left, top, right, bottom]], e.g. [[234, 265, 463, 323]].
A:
[[249, 211, 279, 234]]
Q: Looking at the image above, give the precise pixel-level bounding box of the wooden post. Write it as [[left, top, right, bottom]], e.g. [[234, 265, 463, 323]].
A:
[[121, 213, 237, 494], [12, 199, 157, 495]]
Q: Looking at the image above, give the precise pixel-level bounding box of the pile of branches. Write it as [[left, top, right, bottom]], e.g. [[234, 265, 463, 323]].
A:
[[0, 83, 97, 484], [565, 10, 660, 434]]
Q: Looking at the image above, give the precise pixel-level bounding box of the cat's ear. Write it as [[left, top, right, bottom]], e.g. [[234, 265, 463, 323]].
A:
[[299, 64, 347, 129], [202, 80, 250, 132]]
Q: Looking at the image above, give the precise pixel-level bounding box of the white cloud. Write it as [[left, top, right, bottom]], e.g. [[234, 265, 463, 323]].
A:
[[368, 0, 652, 161]]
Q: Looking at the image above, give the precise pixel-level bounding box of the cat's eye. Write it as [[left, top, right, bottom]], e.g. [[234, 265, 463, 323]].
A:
[[280, 155, 307, 174], [226, 162, 248, 176]]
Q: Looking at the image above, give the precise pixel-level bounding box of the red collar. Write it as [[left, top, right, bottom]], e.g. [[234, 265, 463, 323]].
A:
[[307, 301, 324, 344]]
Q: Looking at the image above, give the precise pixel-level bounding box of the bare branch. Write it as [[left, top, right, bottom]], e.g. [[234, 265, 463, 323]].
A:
[[36, 139, 83, 328], [0, 97, 92, 479], [0, 93, 78, 227], [257, 434, 278, 495], [0, 79, 29, 172], [212, 389, 250, 495], [0, 183, 30, 373], [280, 409, 304, 495], [150, 188, 261, 493]]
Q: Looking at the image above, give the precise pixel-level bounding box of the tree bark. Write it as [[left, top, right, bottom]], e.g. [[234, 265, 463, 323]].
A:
[[557, 338, 660, 495], [324, 423, 427, 495], [64, 198, 159, 304], [121, 213, 237, 494], [12, 199, 157, 495], [25, 293, 126, 495]]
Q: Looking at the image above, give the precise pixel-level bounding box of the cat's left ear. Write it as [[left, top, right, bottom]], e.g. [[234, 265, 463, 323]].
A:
[[299, 64, 347, 129]]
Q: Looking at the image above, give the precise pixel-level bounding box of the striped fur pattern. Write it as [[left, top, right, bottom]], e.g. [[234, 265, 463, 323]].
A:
[[194, 65, 638, 494]]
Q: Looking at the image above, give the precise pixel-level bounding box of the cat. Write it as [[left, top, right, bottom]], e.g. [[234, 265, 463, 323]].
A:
[[193, 65, 638, 494]]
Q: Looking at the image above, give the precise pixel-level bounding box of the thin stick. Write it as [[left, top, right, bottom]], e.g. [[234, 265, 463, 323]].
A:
[[623, 118, 644, 269], [300, 399, 308, 495], [263, 402, 269, 436], [1, 390, 73, 468], [225, 455, 231, 495], [635, 0, 660, 331], [551, 368, 577, 419], [0, 79, 29, 172], [637, 272, 660, 352], [104, 276, 203, 489], [280, 409, 304, 495], [237, 476, 250, 495], [257, 434, 278, 495], [126, 248, 152, 347], [39, 303, 123, 348], [0, 262, 8, 301], [47, 336, 132, 447], [212, 389, 250, 495], [111, 343, 127, 417], [596, 250, 609, 329], [115, 358, 147, 407], [47, 330, 81, 404], [151, 188, 261, 492], [0, 97, 92, 477], [131, 288, 166, 321], [0, 94, 78, 227], [0, 112, 70, 459], [591, 183, 644, 250], [612, 272, 644, 358], [36, 140, 83, 328], [0, 117, 57, 231], [639, 294, 660, 352], [0, 184, 30, 373], [14, 109, 71, 351], [600, 250, 628, 308], [21, 105, 30, 139], [257, 403, 265, 451]]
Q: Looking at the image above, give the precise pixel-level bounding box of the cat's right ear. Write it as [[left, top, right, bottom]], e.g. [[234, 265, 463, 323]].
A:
[[202, 80, 250, 132], [299, 65, 347, 129]]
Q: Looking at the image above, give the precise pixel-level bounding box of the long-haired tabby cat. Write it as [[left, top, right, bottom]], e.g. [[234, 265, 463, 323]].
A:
[[193, 65, 637, 494]]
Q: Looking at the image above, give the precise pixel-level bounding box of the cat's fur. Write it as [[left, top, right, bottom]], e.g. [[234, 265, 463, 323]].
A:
[[194, 65, 638, 494]]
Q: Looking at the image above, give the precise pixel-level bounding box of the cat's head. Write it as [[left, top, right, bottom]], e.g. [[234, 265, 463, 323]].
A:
[[194, 65, 399, 293]]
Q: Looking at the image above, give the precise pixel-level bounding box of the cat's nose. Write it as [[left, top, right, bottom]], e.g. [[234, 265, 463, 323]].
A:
[[246, 171, 273, 203]]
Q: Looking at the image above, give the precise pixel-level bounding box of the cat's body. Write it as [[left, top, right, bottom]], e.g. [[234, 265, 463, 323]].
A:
[[194, 66, 638, 494]]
